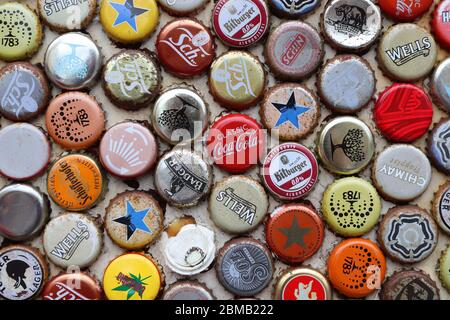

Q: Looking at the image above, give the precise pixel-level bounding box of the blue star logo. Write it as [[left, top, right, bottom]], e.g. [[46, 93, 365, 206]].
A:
[[110, 0, 149, 32], [113, 201, 152, 240], [445, 84, 450, 98], [272, 92, 310, 129]]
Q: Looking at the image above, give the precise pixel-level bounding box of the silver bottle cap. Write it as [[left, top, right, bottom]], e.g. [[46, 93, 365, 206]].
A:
[[0, 183, 49, 241], [317, 116, 375, 175], [151, 87, 208, 145], [155, 148, 212, 208], [44, 32, 102, 90], [430, 57, 450, 113]]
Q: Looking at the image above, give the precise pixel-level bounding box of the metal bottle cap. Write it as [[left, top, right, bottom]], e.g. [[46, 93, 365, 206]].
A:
[[317, 116, 375, 175], [273, 267, 332, 300], [152, 87, 208, 145], [430, 57, 450, 113], [43, 213, 103, 268], [432, 181, 450, 236], [44, 32, 102, 90], [42, 272, 103, 301], [322, 0, 382, 52], [155, 149, 212, 208], [0, 183, 49, 241], [380, 269, 440, 300], [162, 281, 216, 300], [428, 118, 450, 174], [216, 237, 274, 297]]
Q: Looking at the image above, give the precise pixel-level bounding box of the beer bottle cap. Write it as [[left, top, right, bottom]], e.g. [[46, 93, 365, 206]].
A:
[[42, 272, 103, 300]]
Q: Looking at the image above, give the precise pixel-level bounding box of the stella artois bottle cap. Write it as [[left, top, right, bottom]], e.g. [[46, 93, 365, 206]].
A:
[[155, 149, 212, 208], [209, 175, 268, 234], [0, 2, 43, 62], [42, 272, 103, 301], [322, 177, 381, 237], [105, 191, 164, 250], [206, 113, 266, 173], [102, 49, 161, 110], [103, 252, 164, 300], [43, 213, 103, 269], [0, 62, 49, 121], [264, 21, 323, 81], [321, 0, 382, 53], [260, 83, 320, 141], [372, 144, 432, 202], [156, 18, 216, 78], [273, 267, 332, 300], [377, 23, 437, 82], [328, 238, 386, 298]]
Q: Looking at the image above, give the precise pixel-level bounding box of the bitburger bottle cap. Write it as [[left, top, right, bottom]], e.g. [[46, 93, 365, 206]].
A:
[[44, 32, 102, 90], [377, 205, 438, 264], [43, 213, 103, 269]]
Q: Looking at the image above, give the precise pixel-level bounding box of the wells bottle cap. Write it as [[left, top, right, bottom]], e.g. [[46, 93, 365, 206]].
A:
[[0, 183, 49, 241], [42, 272, 103, 300], [207, 113, 266, 174], [0, 245, 48, 300], [212, 0, 269, 48], [105, 191, 164, 250], [47, 154, 105, 211], [317, 116, 374, 175], [100, 0, 159, 44], [99, 121, 158, 179], [0, 2, 43, 62], [377, 205, 438, 264], [209, 175, 268, 234], [156, 18, 216, 78], [216, 237, 274, 297], [44, 32, 102, 90], [327, 238, 386, 298], [322, 177, 381, 237], [261, 143, 318, 200], [0, 123, 51, 181], [103, 252, 164, 300], [0, 62, 50, 121], [265, 203, 324, 264], [273, 267, 332, 300], [46, 92, 105, 150], [374, 83, 433, 142], [102, 50, 161, 110], [372, 144, 432, 202], [209, 51, 266, 110], [43, 213, 103, 269]]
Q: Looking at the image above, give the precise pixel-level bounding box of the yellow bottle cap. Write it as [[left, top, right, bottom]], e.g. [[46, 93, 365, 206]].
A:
[[0, 2, 43, 61], [439, 245, 450, 293], [100, 0, 159, 44], [47, 154, 105, 211], [103, 253, 163, 300], [322, 177, 381, 237]]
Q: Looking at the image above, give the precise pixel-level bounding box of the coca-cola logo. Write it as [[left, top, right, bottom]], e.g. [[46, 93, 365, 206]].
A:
[[212, 129, 259, 160]]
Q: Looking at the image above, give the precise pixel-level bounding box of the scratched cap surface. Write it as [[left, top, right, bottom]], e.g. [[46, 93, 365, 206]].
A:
[[155, 149, 212, 208], [216, 237, 274, 296], [42, 272, 103, 301], [103, 49, 161, 110], [209, 175, 269, 234], [43, 213, 103, 269], [100, 122, 158, 179], [103, 252, 164, 300], [105, 191, 164, 250]]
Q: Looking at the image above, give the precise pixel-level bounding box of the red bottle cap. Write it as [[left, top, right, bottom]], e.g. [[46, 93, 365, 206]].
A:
[[265, 203, 324, 264], [156, 18, 216, 78], [212, 0, 269, 48], [42, 273, 103, 300], [261, 143, 318, 200], [374, 83, 433, 142], [379, 0, 432, 21], [432, 0, 450, 51], [206, 113, 266, 173]]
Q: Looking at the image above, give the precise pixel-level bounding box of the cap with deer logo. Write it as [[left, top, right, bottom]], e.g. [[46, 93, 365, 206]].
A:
[[43, 213, 103, 268], [321, 0, 382, 52], [151, 86, 208, 145], [316, 116, 375, 175], [0, 245, 48, 300], [273, 267, 332, 300]]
